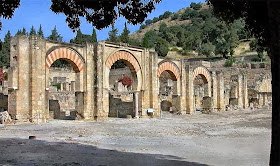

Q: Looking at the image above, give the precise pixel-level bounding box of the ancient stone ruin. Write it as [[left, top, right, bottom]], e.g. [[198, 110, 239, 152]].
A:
[[0, 35, 272, 123]]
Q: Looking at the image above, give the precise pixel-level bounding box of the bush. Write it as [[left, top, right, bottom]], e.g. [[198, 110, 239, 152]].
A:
[[170, 47, 179, 51], [153, 17, 159, 23], [145, 19, 153, 26], [171, 13, 179, 20], [52, 83, 61, 90], [190, 2, 202, 10], [140, 24, 147, 29], [224, 56, 236, 67], [199, 42, 216, 57]]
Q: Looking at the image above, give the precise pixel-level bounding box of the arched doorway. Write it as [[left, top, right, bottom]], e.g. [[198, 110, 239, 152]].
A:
[[158, 61, 180, 115], [104, 50, 142, 118], [192, 67, 211, 112], [46, 47, 85, 120]]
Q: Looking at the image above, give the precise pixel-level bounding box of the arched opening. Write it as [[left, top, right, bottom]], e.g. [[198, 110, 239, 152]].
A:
[[159, 70, 178, 114], [46, 47, 84, 121], [193, 74, 209, 111], [108, 59, 138, 118]]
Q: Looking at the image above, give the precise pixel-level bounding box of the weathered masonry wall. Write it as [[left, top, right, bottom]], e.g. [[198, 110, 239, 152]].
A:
[[7, 35, 272, 123]]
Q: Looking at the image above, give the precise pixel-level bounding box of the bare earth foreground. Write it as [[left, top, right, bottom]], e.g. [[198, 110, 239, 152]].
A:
[[0, 109, 271, 166]]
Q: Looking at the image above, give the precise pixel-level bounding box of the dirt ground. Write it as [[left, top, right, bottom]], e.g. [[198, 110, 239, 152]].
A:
[[0, 109, 271, 166]]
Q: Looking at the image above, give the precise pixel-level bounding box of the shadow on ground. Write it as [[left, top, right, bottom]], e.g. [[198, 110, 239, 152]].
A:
[[0, 138, 208, 166]]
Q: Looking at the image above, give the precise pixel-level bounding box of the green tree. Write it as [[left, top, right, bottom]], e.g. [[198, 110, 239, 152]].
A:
[[142, 30, 158, 48], [72, 29, 83, 44], [37, 24, 44, 38], [249, 39, 266, 61], [199, 42, 216, 57], [108, 24, 119, 42], [171, 13, 179, 20], [0, 31, 12, 67], [50, 0, 161, 30], [119, 22, 130, 43], [29, 26, 36, 36], [190, 2, 202, 10], [145, 19, 153, 26], [47, 26, 63, 42], [92, 28, 97, 42], [22, 27, 27, 35], [155, 38, 169, 57], [0, 1, 20, 31]]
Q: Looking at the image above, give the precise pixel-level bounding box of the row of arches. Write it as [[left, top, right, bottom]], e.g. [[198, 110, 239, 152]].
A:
[[45, 46, 212, 120]]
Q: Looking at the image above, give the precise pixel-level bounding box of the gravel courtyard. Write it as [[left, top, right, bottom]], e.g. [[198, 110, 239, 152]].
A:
[[0, 109, 271, 166]]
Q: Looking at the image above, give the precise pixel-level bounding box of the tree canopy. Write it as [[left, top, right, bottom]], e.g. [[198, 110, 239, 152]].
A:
[[50, 0, 161, 31]]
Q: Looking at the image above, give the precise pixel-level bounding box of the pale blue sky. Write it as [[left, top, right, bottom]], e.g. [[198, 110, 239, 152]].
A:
[[0, 0, 204, 42]]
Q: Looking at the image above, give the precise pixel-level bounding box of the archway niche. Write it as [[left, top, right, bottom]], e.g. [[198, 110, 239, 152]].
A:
[[105, 50, 142, 118], [108, 60, 138, 118], [193, 74, 209, 111], [159, 70, 178, 113], [46, 47, 85, 120], [192, 67, 211, 112]]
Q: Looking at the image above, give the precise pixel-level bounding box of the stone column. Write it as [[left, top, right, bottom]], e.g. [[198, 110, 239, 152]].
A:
[[134, 92, 139, 118], [217, 72, 225, 111], [263, 93, 268, 106], [96, 43, 105, 120], [212, 71, 217, 111], [237, 75, 243, 109], [185, 64, 194, 114], [150, 52, 159, 117], [242, 74, 248, 109], [180, 61, 187, 114]]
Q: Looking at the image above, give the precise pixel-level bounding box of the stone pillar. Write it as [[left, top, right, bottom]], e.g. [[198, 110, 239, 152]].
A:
[[217, 72, 225, 111], [212, 71, 217, 111], [30, 36, 47, 123], [134, 92, 139, 118], [180, 61, 186, 114], [9, 36, 32, 121], [83, 43, 95, 120], [150, 52, 159, 117], [185, 64, 194, 114], [96, 43, 105, 120], [70, 81, 75, 92], [237, 75, 243, 109], [263, 93, 268, 106], [242, 74, 248, 109]]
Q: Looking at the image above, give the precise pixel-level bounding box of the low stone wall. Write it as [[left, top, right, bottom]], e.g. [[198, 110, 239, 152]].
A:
[[49, 92, 75, 113], [109, 94, 133, 118]]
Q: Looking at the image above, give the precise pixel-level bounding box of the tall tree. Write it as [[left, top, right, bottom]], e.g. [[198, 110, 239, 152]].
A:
[[50, 0, 161, 31], [208, 0, 280, 164], [92, 28, 97, 42], [22, 27, 27, 35], [37, 24, 44, 38], [119, 22, 130, 43], [108, 24, 119, 42], [71, 29, 83, 44], [0, 31, 12, 67], [47, 26, 63, 42], [29, 26, 36, 36]]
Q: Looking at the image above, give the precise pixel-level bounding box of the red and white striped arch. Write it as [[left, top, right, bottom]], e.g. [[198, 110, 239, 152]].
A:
[[46, 48, 84, 72], [192, 67, 211, 83], [158, 62, 180, 80], [105, 51, 140, 73]]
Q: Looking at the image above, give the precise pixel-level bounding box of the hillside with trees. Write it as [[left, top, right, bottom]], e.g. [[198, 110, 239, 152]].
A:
[[129, 2, 255, 59]]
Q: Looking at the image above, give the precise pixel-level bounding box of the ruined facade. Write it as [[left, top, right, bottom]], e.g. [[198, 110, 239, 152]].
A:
[[5, 35, 272, 123]]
